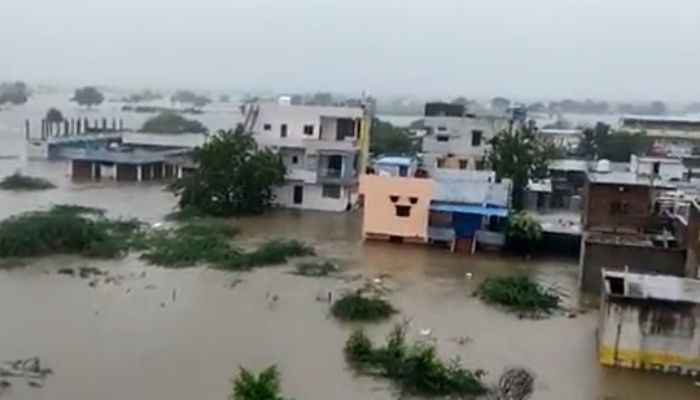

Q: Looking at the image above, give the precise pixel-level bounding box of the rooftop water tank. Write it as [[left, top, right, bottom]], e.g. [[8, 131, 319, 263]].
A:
[[597, 159, 611, 173]]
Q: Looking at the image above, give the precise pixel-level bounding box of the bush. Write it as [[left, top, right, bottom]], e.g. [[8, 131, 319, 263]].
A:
[[140, 112, 207, 134], [0, 205, 143, 259], [506, 212, 543, 253], [231, 366, 287, 400], [140, 220, 241, 268], [331, 291, 396, 322], [476, 273, 560, 317], [0, 173, 55, 190], [222, 239, 315, 270], [293, 261, 339, 277], [344, 326, 486, 397]]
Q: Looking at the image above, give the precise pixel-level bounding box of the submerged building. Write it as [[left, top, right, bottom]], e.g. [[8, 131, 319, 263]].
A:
[[599, 269, 700, 377], [360, 168, 512, 253], [244, 100, 371, 212]]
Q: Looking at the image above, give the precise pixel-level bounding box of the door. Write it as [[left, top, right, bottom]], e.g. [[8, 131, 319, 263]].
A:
[[293, 185, 303, 205]]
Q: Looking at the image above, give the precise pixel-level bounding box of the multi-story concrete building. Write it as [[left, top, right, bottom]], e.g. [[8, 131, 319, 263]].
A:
[[244, 101, 370, 212], [421, 102, 510, 172]]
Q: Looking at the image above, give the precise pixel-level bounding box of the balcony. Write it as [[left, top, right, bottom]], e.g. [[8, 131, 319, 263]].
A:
[[303, 137, 358, 153], [286, 168, 317, 184], [317, 168, 356, 185]]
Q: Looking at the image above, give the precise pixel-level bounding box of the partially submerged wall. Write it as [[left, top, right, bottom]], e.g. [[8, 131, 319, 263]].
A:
[[599, 297, 700, 377]]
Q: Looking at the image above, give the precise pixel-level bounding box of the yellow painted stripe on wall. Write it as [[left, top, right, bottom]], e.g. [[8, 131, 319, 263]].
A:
[[599, 345, 700, 368]]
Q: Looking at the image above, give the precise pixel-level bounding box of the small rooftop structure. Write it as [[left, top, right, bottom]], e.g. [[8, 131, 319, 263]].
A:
[[549, 159, 589, 172], [602, 269, 700, 304], [374, 156, 414, 167], [588, 171, 676, 188]]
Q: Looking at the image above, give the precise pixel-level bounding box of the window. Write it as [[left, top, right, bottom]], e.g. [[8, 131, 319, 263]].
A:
[[280, 124, 288, 138], [395, 205, 411, 217], [398, 165, 408, 177], [471, 130, 483, 146], [409, 197, 418, 205], [652, 162, 661, 175], [303, 125, 314, 136], [389, 195, 399, 203], [322, 184, 341, 199], [610, 200, 631, 215], [459, 159, 468, 170], [436, 135, 449, 142], [263, 123, 272, 131], [475, 160, 486, 170], [437, 126, 447, 132], [292, 156, 299, 165], [436, 158, 445, 168]]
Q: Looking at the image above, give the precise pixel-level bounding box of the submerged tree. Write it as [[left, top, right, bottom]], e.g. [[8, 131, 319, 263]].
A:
[[171, 127, 285, 217], [0, 82, 30, 105], [71, 87, 104, 108], [230, 366, 288, 400], [45, 108, 64, 124], [140, 112, 207, 134], [576, 122, 651, 161], [487, 127, 553, 210]]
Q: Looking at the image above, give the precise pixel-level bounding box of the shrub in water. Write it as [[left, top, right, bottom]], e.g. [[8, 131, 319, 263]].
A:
[[331, 291, 396, 322], [0, 205, 143, 259], [293, 261, 339, 277], [140, 220, 241, 268], [0, 173, 55, 190], [230, 365, 288, 400], [223, 239, 315, 270], [344, 326, 487, 397], [476, 273, 560, 317]]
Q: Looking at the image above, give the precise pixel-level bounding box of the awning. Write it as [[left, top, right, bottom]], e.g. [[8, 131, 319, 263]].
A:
[[429, 202, 508, 217]]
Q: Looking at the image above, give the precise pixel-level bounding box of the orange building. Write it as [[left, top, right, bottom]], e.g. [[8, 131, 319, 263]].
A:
[[359, 174, 434, 242]]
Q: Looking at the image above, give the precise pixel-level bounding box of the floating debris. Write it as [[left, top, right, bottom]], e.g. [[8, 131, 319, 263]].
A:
[[0, 357, 52, 381], [224, 278, 244, 290], [78, 267, 104, 279], [498, 367, 534, 400], [57, 268, 74, 276], [27, 381, 42, 388], [144, 284, 157, 290], [171, 287, 177, 302], [449, 335, 473, 346]]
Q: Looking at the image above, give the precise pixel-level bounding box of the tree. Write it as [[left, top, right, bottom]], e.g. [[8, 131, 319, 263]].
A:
[[491, 97, 511, 111], [370, 118, 419, 156], [171, 90, 211, 108], [0, 82, 30, 105], [219, 95, 231, 103], [576, 122, 651, 161], [126, 90, 162, 103], [488, 127, 552, 210], [527, 102, 547, 113], [45, 108, 64, 124], [171, 127, 286, 216], [451, 96, 475, 107], [140, 112, 207, 134], [71, 87, 104, 108], [307, 92, 333, 106], [231, 366, 287, 400]]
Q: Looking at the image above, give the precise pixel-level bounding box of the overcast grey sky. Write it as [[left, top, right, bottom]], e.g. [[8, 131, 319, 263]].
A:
[[1, 0, 698, 100]]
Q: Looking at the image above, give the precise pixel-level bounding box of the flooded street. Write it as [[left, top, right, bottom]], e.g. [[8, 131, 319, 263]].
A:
[[1, 98, 699, 399]]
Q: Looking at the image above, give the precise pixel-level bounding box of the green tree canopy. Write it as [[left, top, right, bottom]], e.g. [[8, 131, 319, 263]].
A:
[[488, 127, 553, 210], [71, 87, 104, 108], [231, 366, 287, 400], [140, 112, 207, 134], [576, 123, 651, 162], [491, 96, 511, 111], [171, 127, 286, 216], [45, 108, 64, 124], [370, 118, 419, 156], [0, 82, 30, 105]]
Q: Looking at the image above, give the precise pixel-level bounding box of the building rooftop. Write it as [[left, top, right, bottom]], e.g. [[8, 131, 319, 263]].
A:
[[588, 171, 676, 188], [621, 115, 700, 124], [374, 156, 415, 167], [255, 102, 364, 119], [63, 147, 189, 164], [539, 128, 583, 136], [549, 159, 589, 172], [433, 179, 510, 207], [603, 269, 700, 304]]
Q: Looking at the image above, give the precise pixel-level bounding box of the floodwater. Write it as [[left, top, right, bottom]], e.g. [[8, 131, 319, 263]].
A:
[[0, 94, 699, 399]]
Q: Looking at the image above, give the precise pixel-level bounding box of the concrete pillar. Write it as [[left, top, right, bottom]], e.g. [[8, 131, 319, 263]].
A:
[[137, 165, 143, 182], [91, 162, 98, 180], [177, 166, 184, 179], [25, 120, 30, 140]]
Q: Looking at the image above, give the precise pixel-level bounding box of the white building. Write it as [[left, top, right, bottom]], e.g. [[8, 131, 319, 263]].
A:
[[620, 115, 700, 157], [372, 156, 419, 177], [244, 101, 368, 212], [421, 103, 510, 172], [630, 154, 685, 181], [538, 128, 583, 152]]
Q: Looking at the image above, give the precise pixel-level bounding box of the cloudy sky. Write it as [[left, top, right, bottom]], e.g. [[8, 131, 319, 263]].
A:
[[1, 0, 698, 100]]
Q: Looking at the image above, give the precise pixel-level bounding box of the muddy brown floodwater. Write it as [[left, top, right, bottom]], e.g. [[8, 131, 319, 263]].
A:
[[1, 99, 699, 399]]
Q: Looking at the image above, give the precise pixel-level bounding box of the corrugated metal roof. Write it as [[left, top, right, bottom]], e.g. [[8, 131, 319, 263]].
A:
[[430, 202, 508, 217]]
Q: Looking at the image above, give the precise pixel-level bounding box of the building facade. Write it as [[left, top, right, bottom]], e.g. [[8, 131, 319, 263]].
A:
[[579, 172, 699, 292], [421, 103, 510, 173], [246, 102, 370, 212], [598, 270, 700, 377]]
